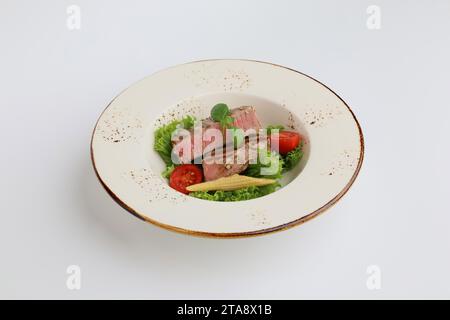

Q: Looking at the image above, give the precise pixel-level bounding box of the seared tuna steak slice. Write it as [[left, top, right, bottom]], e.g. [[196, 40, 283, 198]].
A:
[[202, 142, 258, 181], [172, 120, 223, 164], [171, 106, 262, 164], [230, 106, 262, 131]]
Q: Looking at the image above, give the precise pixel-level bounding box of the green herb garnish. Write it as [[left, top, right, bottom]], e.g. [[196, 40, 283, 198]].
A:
[[211, 103, 234, 129]]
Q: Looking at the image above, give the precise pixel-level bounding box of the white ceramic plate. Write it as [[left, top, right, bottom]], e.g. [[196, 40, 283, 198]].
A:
[[91, 59, 364, 237]]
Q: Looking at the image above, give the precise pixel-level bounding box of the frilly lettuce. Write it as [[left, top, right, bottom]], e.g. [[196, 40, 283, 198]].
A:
[[189, 183, 280, 201]]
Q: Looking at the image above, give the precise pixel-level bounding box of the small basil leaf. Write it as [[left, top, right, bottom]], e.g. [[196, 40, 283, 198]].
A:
[[223, 115, 234, 127], [211, 103, 230, 122]]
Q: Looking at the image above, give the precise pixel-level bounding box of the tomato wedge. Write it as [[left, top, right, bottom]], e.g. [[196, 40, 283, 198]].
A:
[[169, 164, 203, 194], [274, 131, 301, 155]]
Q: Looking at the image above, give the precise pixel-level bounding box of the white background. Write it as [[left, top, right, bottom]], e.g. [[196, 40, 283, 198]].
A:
[[1, 0, 450, 299]]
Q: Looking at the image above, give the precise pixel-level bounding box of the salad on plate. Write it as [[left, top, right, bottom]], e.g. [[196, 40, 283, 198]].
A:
[[154, 103, 303, 201]]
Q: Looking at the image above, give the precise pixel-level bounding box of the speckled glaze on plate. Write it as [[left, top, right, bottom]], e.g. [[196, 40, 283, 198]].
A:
[[91, 59, 364, 237]]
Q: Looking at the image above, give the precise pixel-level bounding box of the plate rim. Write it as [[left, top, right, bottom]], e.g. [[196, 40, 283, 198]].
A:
[[90, 59, 365, 238]]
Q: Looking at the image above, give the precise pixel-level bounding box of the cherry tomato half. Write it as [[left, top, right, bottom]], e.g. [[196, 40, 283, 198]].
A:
[[275, 131, 301, 155], [169, 164, 203, 194]]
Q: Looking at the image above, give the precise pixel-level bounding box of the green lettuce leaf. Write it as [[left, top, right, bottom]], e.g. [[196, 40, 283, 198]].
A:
[[244, 149, 284, 179], [189, 183, 280, 202], [154, 116, 195, 166], [161, 164, 175, 179], [266, 124, 284, 135], [282, 144, 303, 172]]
